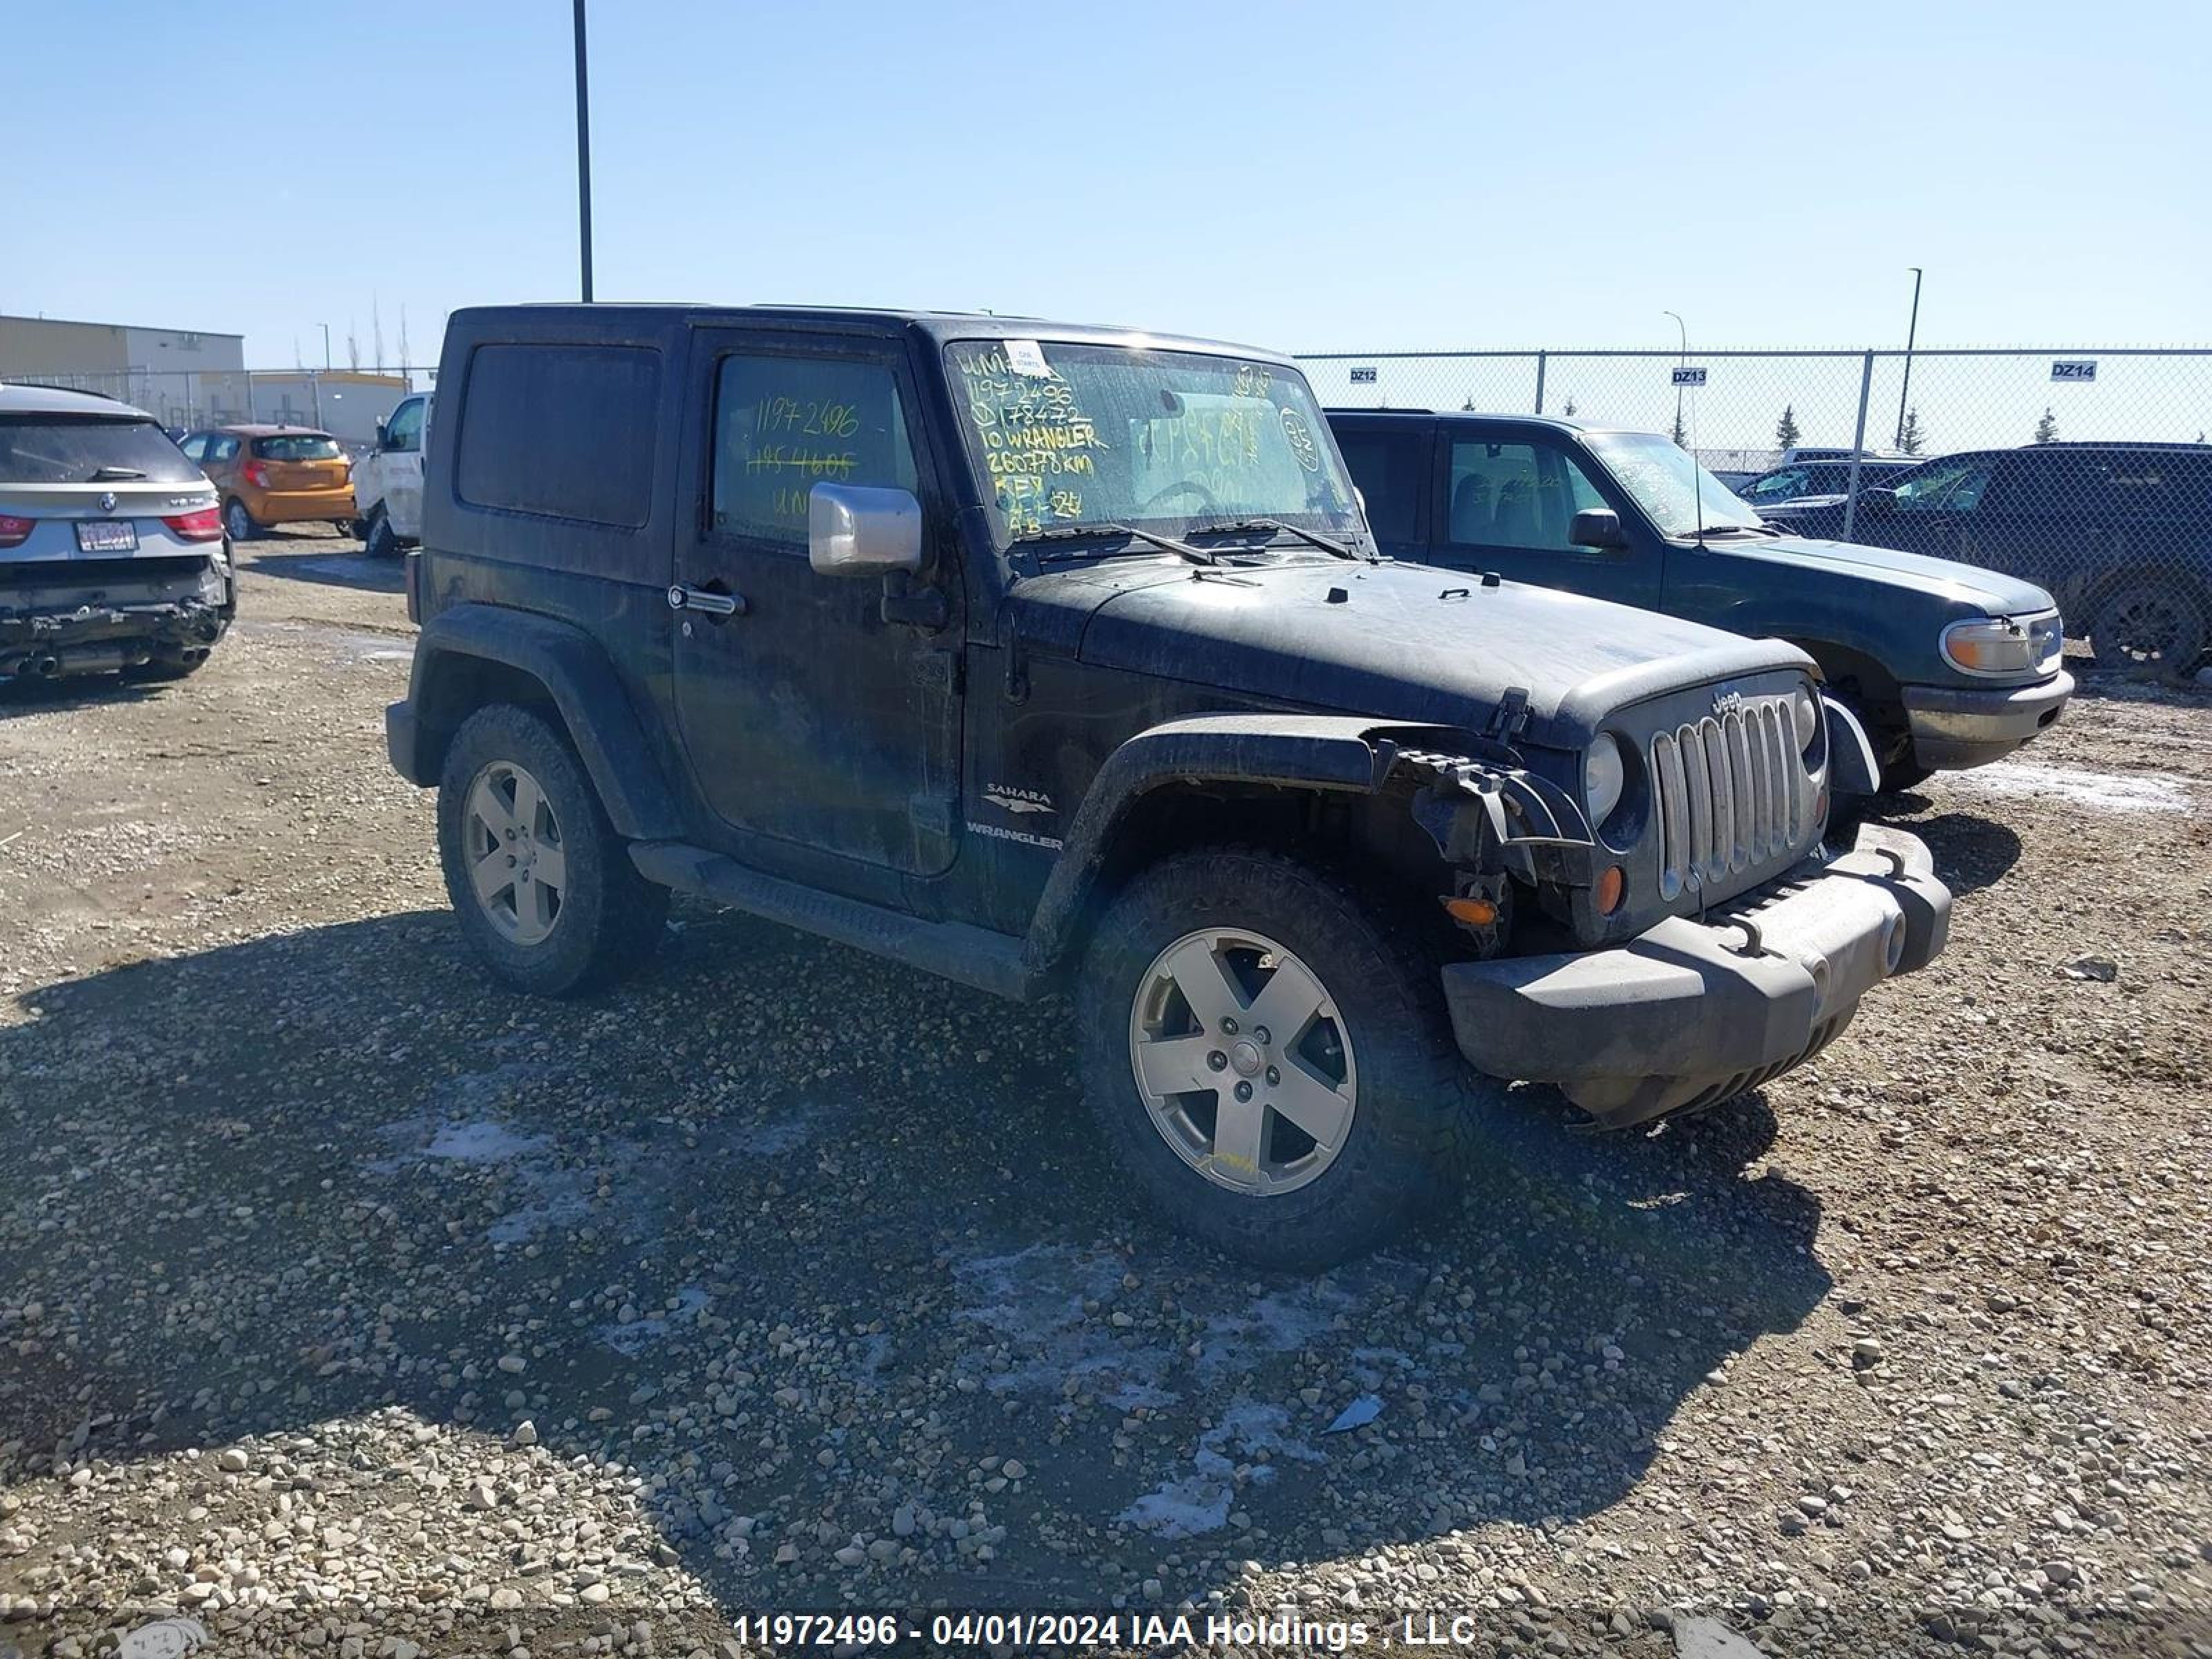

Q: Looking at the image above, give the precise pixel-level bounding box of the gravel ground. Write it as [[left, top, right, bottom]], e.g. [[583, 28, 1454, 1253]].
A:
[[2, 532, 2209, 1659]]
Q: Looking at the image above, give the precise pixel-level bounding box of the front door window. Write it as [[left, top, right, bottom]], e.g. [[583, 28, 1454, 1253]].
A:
[[1446, 440, 1608, 552]]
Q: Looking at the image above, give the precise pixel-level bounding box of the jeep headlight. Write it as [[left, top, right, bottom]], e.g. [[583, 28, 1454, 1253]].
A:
[[1940, 615, 2034, 676], [1584, 732, 1626, 827], [1791, 684, 1819, 752]]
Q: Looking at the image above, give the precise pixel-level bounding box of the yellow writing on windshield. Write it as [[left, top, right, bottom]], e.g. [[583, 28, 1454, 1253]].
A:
[[957, 345, 1109, 534]]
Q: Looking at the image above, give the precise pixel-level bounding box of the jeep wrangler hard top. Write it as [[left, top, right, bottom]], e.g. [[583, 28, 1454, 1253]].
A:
[[386, 306, 1950, 1265]]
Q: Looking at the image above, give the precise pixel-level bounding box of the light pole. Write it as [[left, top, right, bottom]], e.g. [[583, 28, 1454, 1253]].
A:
[[574, 0, 594, 303], [1662, 310, 1687, 447], [1894, 267, 1924, 449], [319, 323, 331, 372]]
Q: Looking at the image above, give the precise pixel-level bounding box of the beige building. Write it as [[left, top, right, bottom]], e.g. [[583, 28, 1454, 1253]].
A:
[[1, 312, 247, 429]]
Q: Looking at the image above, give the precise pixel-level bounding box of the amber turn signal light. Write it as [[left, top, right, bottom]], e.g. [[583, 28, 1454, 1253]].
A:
[[1443, 897, 1498, 927], [1595, 865, 1627, 915]]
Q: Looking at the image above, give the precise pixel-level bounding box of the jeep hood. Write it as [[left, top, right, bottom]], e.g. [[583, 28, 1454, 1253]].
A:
[[1015, 557, 1810, 749], [1723, 533, 2057, 616]]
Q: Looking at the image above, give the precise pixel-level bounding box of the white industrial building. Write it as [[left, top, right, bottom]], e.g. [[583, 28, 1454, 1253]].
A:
[[1, 312, 416, 444]]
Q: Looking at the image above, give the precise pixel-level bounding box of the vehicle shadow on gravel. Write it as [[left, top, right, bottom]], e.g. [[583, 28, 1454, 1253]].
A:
[[1884, 809, 2023, 897], [0, 676, 171, 717], [0, 906, 1831, 1610], [243, 546, 404, 594]]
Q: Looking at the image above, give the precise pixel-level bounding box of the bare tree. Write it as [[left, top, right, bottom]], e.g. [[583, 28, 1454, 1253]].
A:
[[2034, 406, 2059, 444], [397, 306, 411, 371], [372, 296, 387, 375], [346, 321, 362, 372]]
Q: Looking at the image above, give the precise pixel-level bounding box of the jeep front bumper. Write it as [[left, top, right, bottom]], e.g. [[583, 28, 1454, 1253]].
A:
[[1441, 825, 1951, 1128]]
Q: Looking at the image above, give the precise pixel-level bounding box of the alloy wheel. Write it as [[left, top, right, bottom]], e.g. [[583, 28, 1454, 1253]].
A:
[[1127, 926, 1358, 1196], [463, 760, 568, 946]]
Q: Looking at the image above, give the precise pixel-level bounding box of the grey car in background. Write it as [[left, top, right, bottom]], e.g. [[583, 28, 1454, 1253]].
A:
[[0, 384, 236, 682]]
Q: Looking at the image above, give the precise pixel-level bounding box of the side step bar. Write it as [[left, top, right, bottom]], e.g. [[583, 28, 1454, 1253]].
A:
[[628, 841, 1034, 1002]]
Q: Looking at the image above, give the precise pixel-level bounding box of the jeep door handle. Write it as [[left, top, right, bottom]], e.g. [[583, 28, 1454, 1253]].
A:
[[667, 583, 746, 617]]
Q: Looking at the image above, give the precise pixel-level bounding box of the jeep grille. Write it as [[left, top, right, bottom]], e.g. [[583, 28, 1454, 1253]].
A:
[[1650, 695, 1815, 902]]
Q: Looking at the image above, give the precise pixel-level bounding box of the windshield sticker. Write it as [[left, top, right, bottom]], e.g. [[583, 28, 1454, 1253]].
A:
[[1004, 339, 1053, 377], [1279, 406, 1323, 473], [1230, 363, 1275, 400]]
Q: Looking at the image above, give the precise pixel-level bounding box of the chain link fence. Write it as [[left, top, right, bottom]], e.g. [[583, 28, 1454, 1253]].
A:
[[1300, 346, 2212, 668], [7, 366, 436, 454]]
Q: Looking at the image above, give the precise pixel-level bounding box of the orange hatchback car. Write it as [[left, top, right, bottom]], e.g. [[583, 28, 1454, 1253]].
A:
[[180, 425, 357, 541]]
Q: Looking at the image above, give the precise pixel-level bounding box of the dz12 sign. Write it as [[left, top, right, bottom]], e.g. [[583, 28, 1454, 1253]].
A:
[[1349, 366, 1378, 384]]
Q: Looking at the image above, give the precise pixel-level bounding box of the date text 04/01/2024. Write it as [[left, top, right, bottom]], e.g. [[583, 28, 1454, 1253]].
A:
[[731, 1611, 1545, 1649]]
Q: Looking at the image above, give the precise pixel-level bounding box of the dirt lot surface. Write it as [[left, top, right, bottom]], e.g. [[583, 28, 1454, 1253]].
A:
[[3, 532, 2210, 1659]]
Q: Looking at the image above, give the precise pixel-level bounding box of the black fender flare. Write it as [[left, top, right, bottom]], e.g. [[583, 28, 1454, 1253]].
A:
[[1020, 713, 1580, 974], [391, 603, 684, 841]]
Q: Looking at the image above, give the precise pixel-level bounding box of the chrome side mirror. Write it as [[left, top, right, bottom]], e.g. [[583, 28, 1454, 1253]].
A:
[[809, 483, 922, 577]]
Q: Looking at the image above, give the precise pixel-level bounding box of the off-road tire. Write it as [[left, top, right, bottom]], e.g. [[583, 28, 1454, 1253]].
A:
[[1076, 845, 1480, 1269], [2088, 580, 2206, 680], [437, 703, 668, 995], [363, 505, 400, 560], [223, 497, 259, 543]]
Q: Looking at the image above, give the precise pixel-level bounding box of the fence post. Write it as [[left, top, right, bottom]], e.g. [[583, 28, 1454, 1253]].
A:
[[312, 372, 324, 429], [1840, 350, 1875, 545], [1533, 350, 1547, 415]]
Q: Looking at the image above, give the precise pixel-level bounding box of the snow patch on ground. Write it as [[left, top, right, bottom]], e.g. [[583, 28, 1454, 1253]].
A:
[[1118, 1400, 1323, 1538], [1946, 760, 2191, 814], [598, 1285, 709, 1355], [950, 1244, 1177, 1408], [366, 1062, 602, 1244]]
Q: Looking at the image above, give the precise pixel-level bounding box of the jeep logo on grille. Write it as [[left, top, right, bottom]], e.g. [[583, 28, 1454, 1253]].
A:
[[1712, 689, 1745, 716]]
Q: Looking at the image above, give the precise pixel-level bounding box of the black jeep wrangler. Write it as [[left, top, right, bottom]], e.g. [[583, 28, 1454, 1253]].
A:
[[386, 306, 1950, 1266]]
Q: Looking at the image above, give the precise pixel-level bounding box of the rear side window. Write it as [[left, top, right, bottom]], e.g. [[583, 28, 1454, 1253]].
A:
[[0, 416, 205, 485], [1332, 429, 1425, 543], [252, 433, 342, 460], [456, 344, 661, 527]]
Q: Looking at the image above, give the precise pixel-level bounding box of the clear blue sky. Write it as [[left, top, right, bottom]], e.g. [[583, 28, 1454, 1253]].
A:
[[8, 0, 2209, 367]]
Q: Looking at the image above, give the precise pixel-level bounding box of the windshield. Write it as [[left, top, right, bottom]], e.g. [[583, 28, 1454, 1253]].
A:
[[945, 340, 1362, 547], [0, 415, 206, 485], [1892, 456, 1991, 512], [252, 433, 342, 461], [1583, 432, 1765, 537]]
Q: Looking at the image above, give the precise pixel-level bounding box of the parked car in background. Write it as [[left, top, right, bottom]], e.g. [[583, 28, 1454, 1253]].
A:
[[1783, 442, 2212, 675], [1777, 446, 1914, 467], [1, 384, 235, 681], [178, 424, 356, 543], [1737, 457, 1924, 523], [382, 305, 1948, 1266], [349, 391, 431, 558], [1329, 410, 2071, 791]]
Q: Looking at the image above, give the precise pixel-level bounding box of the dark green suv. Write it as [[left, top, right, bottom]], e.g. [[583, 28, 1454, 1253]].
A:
[[1331, 411, 2074, 791]]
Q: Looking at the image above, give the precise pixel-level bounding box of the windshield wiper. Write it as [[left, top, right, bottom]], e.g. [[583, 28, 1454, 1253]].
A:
[[1686, 522, 1780, 538], [1190, 517, 1360, 561], [87, 466, 146, 481], [1020, 523, 1217, 566]]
